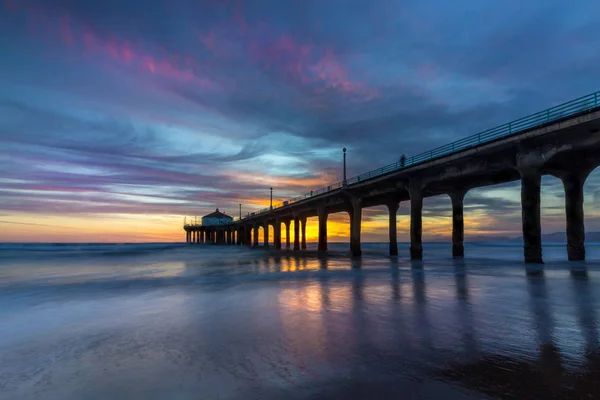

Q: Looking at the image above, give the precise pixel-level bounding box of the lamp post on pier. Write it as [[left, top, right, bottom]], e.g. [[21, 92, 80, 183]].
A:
[[270, 187, 273, 210], [239, 204, 242, 219], [343, 147, 347, 186]]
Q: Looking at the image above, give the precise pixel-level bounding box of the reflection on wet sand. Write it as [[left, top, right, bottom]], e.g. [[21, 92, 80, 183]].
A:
[[7, 243, 600, 399], [173, 249, 600, 398], [266, 254, 600, 398], [571, 267, 600, 371], [455, 263, 478, 357], [440, 267, 600, 399]]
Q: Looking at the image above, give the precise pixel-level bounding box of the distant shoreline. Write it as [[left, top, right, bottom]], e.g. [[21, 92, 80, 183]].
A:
[[3, 233, 600, 246]]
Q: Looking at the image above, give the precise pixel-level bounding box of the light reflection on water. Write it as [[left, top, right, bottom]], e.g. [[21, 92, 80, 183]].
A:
[[0, 243, 599, 398]]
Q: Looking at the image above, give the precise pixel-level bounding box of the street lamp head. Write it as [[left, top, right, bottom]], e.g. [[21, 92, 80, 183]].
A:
[[343, 147, 346, 153], [270, 187, 273, 191]]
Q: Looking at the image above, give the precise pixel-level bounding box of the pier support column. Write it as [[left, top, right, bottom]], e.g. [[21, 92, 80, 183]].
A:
[[274, 220, 282, 250], [387, 201, 399, 256], [520, 168, 543, 263], [318, 207, 328, 252], [285, 221, 291, 248], [350, 199, 362, 257], [301, 217, 307, 250], [409, 185, 423, 260], [450, 190, 467, 258], [246, 227, 252, 246], [263, 221, 269, 247], [561, 170, 590, 261], [196, 231, 200, 244], [186, 231, 190, 243], [293, 218, 300, 250], [253, 225, 259, 247]]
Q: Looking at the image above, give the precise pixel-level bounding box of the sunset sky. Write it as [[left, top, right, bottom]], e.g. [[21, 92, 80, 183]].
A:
[[1, 0, 599, 243]]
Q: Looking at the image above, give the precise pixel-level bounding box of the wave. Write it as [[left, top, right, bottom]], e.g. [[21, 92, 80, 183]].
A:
[[0, 242, 187, 259]]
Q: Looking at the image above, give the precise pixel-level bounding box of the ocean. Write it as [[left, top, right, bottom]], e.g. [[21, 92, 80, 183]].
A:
[[1, 242, 599, 399]]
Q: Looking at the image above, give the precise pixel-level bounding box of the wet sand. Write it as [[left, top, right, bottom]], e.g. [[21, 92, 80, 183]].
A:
[[1, 242, 599, 399]]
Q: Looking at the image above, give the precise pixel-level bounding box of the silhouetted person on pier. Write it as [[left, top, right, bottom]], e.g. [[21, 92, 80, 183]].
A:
[[400, 154, 406, 168]]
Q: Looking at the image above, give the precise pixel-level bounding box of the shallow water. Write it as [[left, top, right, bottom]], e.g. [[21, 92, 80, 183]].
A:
[[1, 242, 599, 399]]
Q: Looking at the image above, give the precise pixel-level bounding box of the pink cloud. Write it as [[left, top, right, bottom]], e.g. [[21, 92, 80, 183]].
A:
[[60, 14, 73, 46], [232, 1, 247, 33], [199, 30, 215, 51], [8, 5, 216, 91], [418, 63, 439, 80]]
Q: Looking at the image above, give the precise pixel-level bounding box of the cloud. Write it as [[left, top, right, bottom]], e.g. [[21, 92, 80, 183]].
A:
[[1, 0, 600, 241]]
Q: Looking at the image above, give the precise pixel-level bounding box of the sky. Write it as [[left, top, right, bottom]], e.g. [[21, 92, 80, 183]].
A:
[[0, 0, 599, 243]]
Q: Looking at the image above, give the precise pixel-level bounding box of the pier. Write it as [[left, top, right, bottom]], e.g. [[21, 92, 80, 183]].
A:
[[184, 91, 600, 263]]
